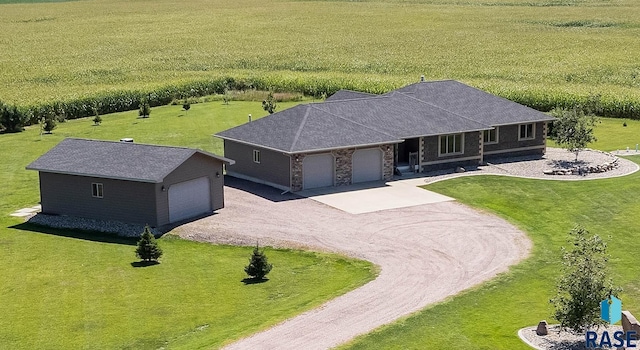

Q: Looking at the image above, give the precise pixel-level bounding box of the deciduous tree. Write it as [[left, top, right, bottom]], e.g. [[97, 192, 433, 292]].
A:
[[262, 92, 277, 114], [551, 108, 598, 161], [550, 226, 620, 333]]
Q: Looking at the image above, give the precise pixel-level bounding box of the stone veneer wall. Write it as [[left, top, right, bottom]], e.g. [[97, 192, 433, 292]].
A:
[[381, 145, 394, 180], [289, 145, 394, 192], [290, 154, 304, 192], [332, 149, 355, 186]]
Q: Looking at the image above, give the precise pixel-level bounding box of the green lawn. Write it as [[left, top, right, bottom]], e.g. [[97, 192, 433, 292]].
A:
[[0, 0, 639, 112], [547, 117, 640, 152], [344, 160, 640, 349], [0, 100, 376, 349]]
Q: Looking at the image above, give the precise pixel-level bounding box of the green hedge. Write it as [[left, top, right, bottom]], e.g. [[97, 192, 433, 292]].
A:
[[4, 75, 640, 130]]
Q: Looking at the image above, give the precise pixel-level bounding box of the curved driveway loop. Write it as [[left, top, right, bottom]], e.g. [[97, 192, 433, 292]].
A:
[[178, 179, 531, 350]]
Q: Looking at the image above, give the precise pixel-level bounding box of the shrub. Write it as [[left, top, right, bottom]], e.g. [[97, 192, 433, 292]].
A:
[[93, 115, 102, 125], [42, 117, 57, 134], [244, 243, 272, 280], [0, 101, 26, 133], [182, 102, 191, 113], [135, 225, 163, 262]]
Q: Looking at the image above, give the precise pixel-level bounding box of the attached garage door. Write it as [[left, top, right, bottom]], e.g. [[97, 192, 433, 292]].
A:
[[352, 148, 383, 183], [168, 177, 211, 223], [303, 154, 334, 189]]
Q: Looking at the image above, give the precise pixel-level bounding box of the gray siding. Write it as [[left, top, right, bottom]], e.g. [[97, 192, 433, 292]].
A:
[[484, 122, 546, 155], [39, 172, 158, 225], [157, 153, 225, 226], [423, 131, 481, 163], [224, 140, 291, 188]]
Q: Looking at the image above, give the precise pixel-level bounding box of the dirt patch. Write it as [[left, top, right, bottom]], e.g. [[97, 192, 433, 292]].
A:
[[177, 177, 531, 349]]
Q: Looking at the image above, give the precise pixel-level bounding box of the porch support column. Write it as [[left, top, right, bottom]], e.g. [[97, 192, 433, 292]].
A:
[[418, 137, 424, 173], [479, 132, 484, 165]]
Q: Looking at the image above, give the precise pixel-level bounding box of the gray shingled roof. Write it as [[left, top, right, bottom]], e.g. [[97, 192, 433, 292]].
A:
[[216, 104, 402, 153], [26, 138, 234, 183], [215, 80, 553, 153], [325, 90, 377, 101], [316, 92, 491, 138], [395, 80, 555, 126]]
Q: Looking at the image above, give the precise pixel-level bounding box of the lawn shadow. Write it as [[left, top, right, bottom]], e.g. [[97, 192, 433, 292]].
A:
[[131, 261, 160, 268], [242, 277, 269, 285], [9, 222, 138, 246], [224, 176, 302, 203]]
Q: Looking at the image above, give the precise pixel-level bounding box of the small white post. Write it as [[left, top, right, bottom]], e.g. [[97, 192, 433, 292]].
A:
[[248, 114, 252, 123]]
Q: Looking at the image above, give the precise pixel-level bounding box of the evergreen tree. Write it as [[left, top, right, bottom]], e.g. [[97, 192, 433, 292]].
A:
[[138, 99, 151, 118], [550, 226, 620, 333], [92, 105, 102, 125], [244, 243, 272, 280], [135, 225, 163, 262]]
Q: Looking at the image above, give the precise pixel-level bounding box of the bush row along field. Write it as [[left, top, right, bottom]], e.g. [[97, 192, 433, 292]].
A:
[[0, 0, 639, 120]]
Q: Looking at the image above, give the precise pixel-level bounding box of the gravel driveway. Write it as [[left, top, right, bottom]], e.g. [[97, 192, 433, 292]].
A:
[[177, 178, 531, 349]]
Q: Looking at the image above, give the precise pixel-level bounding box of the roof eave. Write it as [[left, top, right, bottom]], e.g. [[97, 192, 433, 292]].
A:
[[214, 135, 291, 154], [25, 168, 160, 183], [399, 126, 493, 139], [491, 117, 555, 127], [218, 135, 403, 154], [289, 140, 403, 154]]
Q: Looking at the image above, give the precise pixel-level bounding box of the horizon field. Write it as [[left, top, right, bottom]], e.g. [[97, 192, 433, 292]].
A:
[[0, 0, 638, 112]]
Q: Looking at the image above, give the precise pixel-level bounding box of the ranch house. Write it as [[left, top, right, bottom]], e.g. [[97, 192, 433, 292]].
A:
[[215, 79, 554, 192]]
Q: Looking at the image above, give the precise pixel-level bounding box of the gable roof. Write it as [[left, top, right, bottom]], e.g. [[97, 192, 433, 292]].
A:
[[325, 89, 377, 101], [26, 138, 234, 183], [215, 80, 554, 154]]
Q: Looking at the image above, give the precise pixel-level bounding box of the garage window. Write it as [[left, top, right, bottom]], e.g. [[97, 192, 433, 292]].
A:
[[253, 150, 261, 163], [92, 183, 103, 198]]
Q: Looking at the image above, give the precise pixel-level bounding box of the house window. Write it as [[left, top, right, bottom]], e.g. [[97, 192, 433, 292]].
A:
[[92, 183, 103, 198], [519, 123, 535, 140], [483, 128, 498, 144], [253, 150, 261, 163], [439, 134, 463, 156]]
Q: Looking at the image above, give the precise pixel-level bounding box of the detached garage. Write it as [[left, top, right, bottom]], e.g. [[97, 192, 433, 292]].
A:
[[27, 138, 234, 227]]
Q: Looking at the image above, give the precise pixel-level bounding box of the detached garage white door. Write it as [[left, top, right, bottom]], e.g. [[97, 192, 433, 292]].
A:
[[352, 148, 383, 183], [303, 154, 334, 189], [168, 177, 211, 223]]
